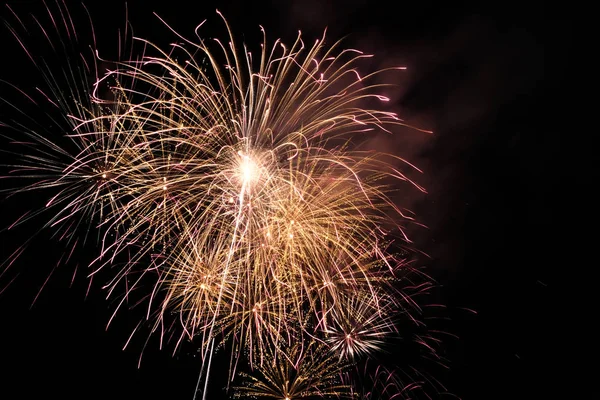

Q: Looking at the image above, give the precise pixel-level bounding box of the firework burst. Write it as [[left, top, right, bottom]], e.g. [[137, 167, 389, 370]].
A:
[[323, 293, 397, 361], [233, 336, 353, 399], [1, 3, 442, 398], [78, 10, 428, 363]]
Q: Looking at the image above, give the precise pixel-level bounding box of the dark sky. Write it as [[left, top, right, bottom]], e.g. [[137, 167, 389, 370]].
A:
[[0, 1, 556, 399]]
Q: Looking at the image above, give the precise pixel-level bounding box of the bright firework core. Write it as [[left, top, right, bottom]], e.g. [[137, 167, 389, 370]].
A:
[[238, 151, 260, 187]]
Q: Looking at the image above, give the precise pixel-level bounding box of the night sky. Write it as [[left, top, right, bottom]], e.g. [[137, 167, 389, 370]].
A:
[[1, 1, 554, 399]]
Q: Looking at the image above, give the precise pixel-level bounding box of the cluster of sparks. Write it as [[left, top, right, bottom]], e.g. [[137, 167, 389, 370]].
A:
[[1, 3, 446, 399]]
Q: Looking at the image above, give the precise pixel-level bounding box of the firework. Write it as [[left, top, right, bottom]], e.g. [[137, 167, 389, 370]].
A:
[[72, 10, 427, 364], [2, 3, 437, 398], [323, 292, 397, 361], [233, 336, 352, 399]]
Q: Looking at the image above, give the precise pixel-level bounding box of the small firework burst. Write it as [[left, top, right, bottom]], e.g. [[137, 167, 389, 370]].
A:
[[233, 337, 352, 399], [323, 293, 397, 361]]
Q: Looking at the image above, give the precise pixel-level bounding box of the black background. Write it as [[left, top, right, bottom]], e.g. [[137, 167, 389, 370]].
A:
[[1, 1, 558, 399]]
